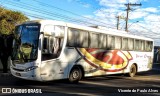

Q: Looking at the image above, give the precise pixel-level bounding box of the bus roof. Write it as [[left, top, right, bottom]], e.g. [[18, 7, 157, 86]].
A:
[[23, 20, 153, 41]]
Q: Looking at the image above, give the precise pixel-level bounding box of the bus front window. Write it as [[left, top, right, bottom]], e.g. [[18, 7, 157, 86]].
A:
[[12, 24, 40, 63]]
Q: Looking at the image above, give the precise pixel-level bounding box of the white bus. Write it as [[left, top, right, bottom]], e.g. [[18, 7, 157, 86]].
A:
[[10, 20, 154, 83]]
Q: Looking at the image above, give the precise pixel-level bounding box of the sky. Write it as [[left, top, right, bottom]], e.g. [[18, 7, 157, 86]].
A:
[[0, 0, 160, 45]]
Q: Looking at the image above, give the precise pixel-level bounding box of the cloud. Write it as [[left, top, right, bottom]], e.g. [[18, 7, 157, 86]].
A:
[[98, 0, 126, 8], [128, 18, 160, 45], [69, 0, 91, 8], [94, 8, 121, 18], [95, 0, 147, 21], [144, 14, 160, 22], [96, 0, 154, 19], [129, 11, 148, 19], [83, 15, 94, 18], [94, 0, 160, 45], [142, 7, 159, 13], [127, 0, 141, 3], [97, 0, 145, 8]]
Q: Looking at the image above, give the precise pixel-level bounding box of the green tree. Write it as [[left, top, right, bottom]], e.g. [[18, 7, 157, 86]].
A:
[[0, 7, 29, 35]]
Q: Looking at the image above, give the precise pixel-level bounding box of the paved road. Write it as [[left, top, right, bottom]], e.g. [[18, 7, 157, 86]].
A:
[[0, 64, 159, 96]]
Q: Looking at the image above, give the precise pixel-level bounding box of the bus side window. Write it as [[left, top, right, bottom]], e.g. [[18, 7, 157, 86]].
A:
[[42, 25, 54, 54], [140, 40, 145, 51], [43, 37, 48, 53], [67, 28, 78, 47], [42, 25, 64, 61], [78, 30, 89, 48], [108, 35, 115, 49], [135, 39, 139, 50], [128, 38, 134, 50], [122, 38, 128, 50], [146, 41, 153, 51], [115, 36, 121, 49], [90, 33, 99, 48], [99, 34, 107, 49], [52, 37, 63, 55], [42, 36, 63, 61]]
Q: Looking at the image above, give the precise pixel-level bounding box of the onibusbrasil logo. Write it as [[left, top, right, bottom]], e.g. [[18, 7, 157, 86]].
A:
[[2, 88, 42, 94]]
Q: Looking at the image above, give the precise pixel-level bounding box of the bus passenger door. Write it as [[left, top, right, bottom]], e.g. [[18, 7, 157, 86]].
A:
[[40, 35, 66, 81]]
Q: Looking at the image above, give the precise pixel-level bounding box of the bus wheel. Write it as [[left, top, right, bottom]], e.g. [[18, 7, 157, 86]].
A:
[[69, 67, 82, 83], [128, 64, 137, 77]]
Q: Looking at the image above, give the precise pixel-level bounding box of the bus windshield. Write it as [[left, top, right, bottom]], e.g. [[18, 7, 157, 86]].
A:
[[12, 24, 40, 63]]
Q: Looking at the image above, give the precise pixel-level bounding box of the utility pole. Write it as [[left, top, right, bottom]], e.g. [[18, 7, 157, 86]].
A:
[[124, 3, 141, 32], [116, 16, 126, 30], [116, 16, 120, 30]]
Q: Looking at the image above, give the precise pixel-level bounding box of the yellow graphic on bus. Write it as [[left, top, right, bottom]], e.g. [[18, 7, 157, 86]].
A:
[[78, 48, 133, 72]]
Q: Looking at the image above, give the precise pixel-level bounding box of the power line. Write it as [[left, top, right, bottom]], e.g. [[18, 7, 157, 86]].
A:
[[3, 0, 116, 28], [8, 6, 109, 27], [74, 0, 121, 17], [116, 16, 126, 30], [4, 1, 105, 26], [3, 0, 160, 39], [73, 0, 127, 28], [32, 0, 113, 27], [130, 23, 160, 37]]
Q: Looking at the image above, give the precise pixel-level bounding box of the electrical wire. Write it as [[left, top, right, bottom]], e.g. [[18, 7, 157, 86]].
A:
[[4, 2, 100, 26], [2, 0, 160, 41], [32, 0, 114, 27]]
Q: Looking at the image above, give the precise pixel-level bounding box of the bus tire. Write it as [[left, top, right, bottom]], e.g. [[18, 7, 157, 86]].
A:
[[128, 64, 137, 77], [69, 67, 82, 83]]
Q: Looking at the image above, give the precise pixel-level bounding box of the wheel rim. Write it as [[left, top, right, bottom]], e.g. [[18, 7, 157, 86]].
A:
[[130, 65, 136, 77], [72, 70, 79, 79], [131, 68, 134, 74]]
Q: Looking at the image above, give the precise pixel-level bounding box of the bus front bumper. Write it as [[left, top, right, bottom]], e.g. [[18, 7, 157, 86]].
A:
[[10, 66, 42, 81]]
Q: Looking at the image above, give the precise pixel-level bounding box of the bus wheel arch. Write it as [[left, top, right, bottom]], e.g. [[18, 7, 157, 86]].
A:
[[128, 63, 137, 77], [68, 65, 84, 83]]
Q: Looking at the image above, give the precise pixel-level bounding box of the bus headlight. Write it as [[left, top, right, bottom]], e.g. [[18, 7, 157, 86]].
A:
[[25, 66, 38, 72]]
